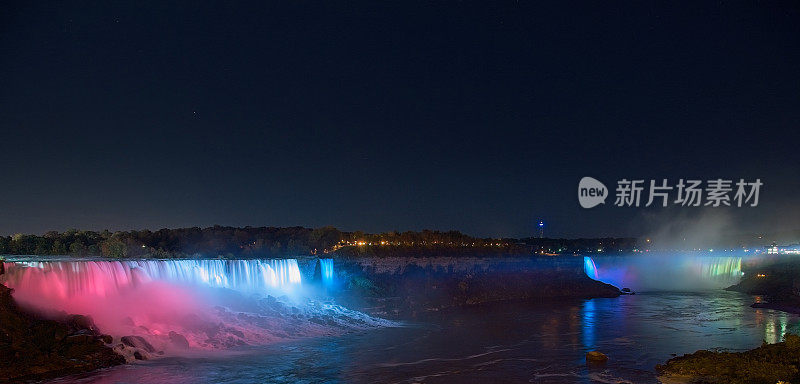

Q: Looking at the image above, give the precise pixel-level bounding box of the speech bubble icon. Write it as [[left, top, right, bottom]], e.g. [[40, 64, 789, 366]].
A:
[[578, 177, 608, 208]]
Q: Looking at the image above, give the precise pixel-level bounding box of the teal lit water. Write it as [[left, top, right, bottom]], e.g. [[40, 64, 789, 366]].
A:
[[50, 290, 800, 384]]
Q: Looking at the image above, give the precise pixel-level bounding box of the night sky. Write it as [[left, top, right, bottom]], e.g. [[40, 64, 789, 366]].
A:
[[1, 1, 799, 238]]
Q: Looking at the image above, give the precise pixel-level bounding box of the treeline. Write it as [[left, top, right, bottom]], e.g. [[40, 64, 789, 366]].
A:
[[0, 226, 638, 258], [517, 237, 640, 254], [0, 226, 341, 258], [335, 244, 532, 259]]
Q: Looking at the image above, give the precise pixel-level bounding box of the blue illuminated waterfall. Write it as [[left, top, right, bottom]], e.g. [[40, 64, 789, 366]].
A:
[[319, 258, 334, 285], [583, 257, 598, 280]]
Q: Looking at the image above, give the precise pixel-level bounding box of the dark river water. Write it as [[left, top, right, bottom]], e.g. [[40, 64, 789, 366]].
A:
[[49, 290, 800, 384]]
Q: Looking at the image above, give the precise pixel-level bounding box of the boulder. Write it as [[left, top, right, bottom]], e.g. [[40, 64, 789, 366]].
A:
[[168, 331, 190, 349], [586, 351, 608, 363], [65, 314, 95, 331], [120, 335, 155, 353]]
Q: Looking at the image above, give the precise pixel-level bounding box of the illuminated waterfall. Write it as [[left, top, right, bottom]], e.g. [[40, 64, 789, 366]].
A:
[[0, 259, 303, 299], [583, 256, 598, 280], [698, 257, 743, 282], [0, 258, 391, 352], [318, 258, 334, 285], [585, 254, 744, 291]]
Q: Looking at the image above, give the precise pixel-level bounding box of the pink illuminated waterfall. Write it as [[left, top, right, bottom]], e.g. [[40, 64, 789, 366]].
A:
[[1, 259, 303, 300], [0, 259, 306, 348], [0, 258, 385, 354]]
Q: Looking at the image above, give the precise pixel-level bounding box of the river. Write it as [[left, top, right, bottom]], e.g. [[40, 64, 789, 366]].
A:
[[47, 290, 799, 384]]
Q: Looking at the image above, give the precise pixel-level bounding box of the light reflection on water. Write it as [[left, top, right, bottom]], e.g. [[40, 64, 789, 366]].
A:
[[50, 291, 800, 384], [582, 298, 596, 351], [759, 309, 790, 344]]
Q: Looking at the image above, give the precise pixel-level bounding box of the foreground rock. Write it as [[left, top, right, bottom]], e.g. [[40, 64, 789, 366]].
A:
[[586, 351, 608, 363], [656, 333, 800, 384], [0, 284, 125, 382]]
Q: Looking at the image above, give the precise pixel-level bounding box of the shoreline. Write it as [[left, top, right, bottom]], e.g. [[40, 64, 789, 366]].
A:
[[726, 256, 800, 315], [656, 333, 800, 384], [0, 283, 125, 383], [750, 301, 800, 314]]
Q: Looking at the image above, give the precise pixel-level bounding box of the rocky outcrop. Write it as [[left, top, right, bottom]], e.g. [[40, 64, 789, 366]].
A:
[[333, 256, 621, 316], [112, 335, 158, 361], [121, 335, 156, 352], [726, 257, 800, 314], [656, 333, 800, 384], [0, 284, 125, 383]]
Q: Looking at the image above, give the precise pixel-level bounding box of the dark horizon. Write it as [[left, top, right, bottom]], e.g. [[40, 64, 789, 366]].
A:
[[2, 2, 799, 238], [2, 221, 798, 250]]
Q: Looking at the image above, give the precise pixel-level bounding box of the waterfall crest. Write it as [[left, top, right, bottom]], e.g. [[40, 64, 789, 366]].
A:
[[1, 259, 303, 299], [584, 254, 744, 291]]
